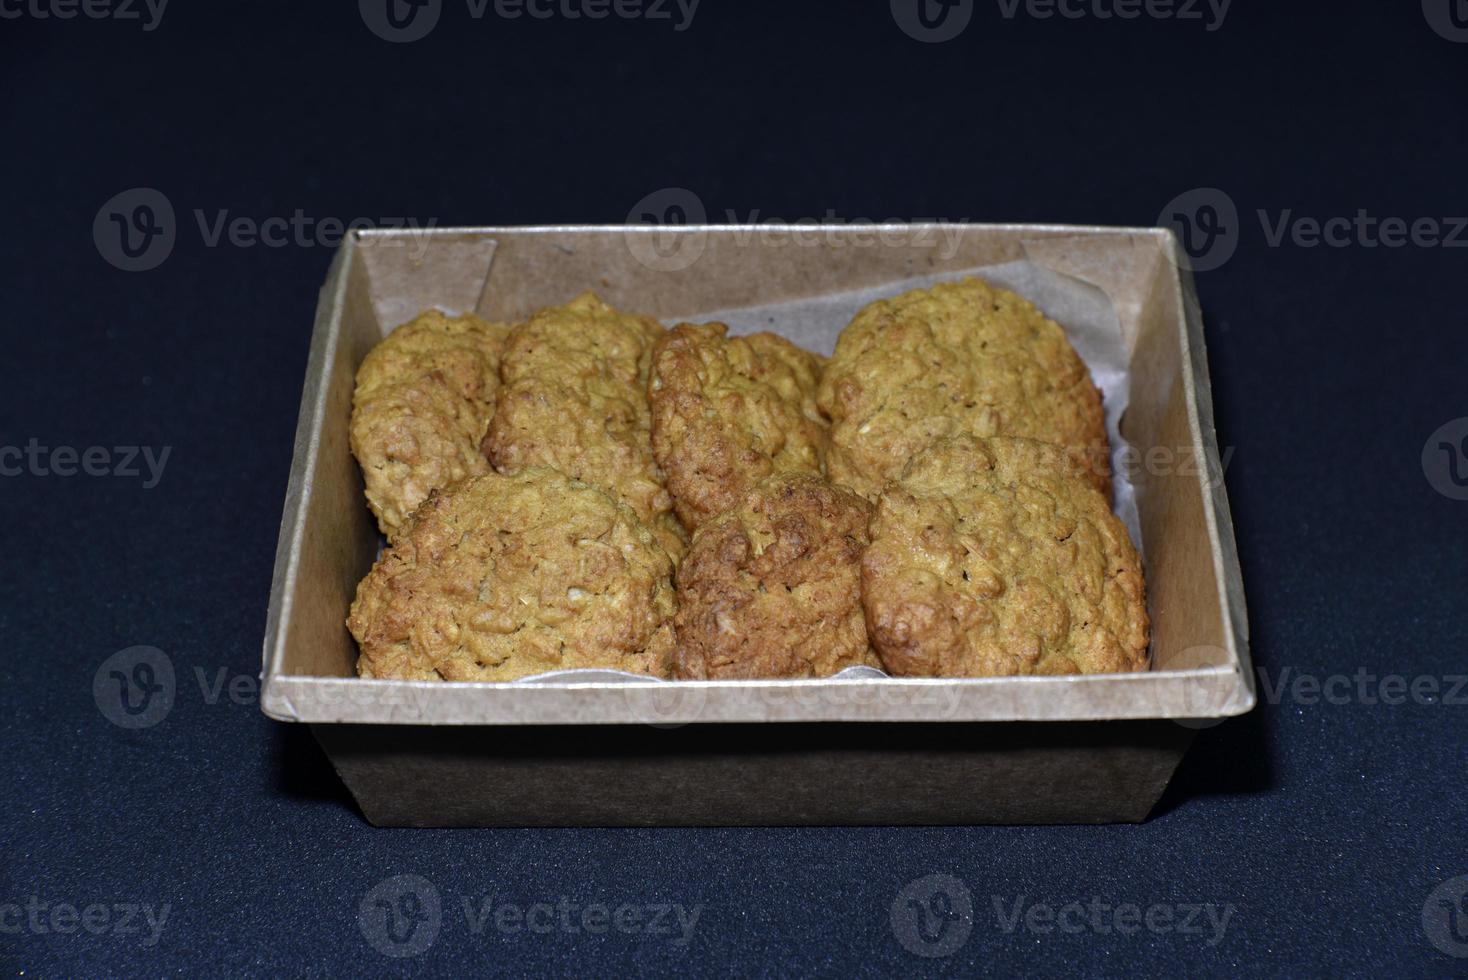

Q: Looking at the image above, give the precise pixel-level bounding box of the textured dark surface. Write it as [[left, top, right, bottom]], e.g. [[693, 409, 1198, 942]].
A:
[[2, 1, 1467, 976]]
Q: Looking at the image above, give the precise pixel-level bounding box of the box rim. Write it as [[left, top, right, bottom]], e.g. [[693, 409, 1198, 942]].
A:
[[260, 666, 1253, 725], [353, 221, 1178, 239]]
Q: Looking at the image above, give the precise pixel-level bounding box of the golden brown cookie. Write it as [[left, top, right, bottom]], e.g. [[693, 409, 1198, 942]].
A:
[[817, 277, 1109, 500], [672, 473, 879, 680], [350, 309, 510, 539], [862, 436, 1148, 677], [649, 322, 828, 530], [348, 467, 677, 682], [482, 292, 686, 562]]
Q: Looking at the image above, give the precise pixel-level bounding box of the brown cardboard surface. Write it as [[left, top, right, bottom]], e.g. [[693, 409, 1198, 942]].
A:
[[260, 224, 1253, 824], [313, 721, 1195, 827]]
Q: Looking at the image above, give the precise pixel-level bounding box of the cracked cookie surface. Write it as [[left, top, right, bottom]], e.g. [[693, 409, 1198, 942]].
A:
[[862, 436, 1148, 677], [649, 322, 827, 530], [349, 467, 676, 681], [482, 292, 686, 562], [817, 277, 1109, 500], [673, 473, 878, 679], [350, 309, 510, 540]]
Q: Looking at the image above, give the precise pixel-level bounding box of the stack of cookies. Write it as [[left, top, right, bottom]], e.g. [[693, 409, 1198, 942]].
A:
[[346, 279, 1150, 682]]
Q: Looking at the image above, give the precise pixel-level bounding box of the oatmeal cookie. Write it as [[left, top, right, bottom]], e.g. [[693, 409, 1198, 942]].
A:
[[817, 277, 1109, 500], [350, 309, 510, 539], [649, 322, 827, 530], [862, 436, 1148, 677], [672, 473, 878, 679], [482, 292, 686, 562], [348, 467, 677, 682]]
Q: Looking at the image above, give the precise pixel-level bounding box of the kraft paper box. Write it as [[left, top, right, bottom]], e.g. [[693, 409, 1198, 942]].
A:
[[260, 223, 1254, 827]]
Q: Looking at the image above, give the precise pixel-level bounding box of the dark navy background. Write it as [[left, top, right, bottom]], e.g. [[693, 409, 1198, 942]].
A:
[[3, 1, 1467, 976]]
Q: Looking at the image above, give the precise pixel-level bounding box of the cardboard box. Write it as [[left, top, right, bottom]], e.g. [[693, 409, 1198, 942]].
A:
[[260, 224, 1253, 826]]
